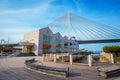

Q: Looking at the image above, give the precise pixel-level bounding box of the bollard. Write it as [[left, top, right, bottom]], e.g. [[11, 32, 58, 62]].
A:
[[70, 54, 73, 65], [54, 54, 56, 63], [111, 53, 114, 64], [42, 54, 45, 62], [88, 55, 93, 67]]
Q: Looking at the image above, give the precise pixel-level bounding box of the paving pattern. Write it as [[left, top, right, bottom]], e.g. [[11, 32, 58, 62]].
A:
[[0, 56, 120, 80]]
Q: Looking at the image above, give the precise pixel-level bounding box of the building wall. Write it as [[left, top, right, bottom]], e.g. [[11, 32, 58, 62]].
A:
[[24, 30, 40, 55], [24, 27, 79, 55], [100, 52, 111, 62], [38, 27, 53, 55], [52, 32, 64, 53]]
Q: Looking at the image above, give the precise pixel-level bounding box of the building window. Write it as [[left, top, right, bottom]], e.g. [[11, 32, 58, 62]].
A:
[[43, 35, 52, 44], [56, 38, 61, 53], [56, 38, 61, 45], [56, 38, 61, 49], [47, 30, 49, 34]]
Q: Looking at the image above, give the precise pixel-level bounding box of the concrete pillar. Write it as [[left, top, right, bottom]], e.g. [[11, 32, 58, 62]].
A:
[[42, 54, 45, 62], [54, 54, 56, 63], [70, 54, 73, 65], [88, 54, 93, 67], [111, 53, 114, 64]]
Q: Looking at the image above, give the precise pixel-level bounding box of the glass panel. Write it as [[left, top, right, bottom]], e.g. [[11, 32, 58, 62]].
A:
[[56, 38, 61, 45], [43, 35, 52, 44]]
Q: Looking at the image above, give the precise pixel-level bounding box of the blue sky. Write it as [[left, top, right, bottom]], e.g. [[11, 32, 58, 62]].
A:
[[0, 0, 120, 43]]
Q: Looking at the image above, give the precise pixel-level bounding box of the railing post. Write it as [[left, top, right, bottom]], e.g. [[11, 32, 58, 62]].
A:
[[54, 54, 56, 63], [70, 53, 73, 65], [42, 54, 45, 62], [88, 54, 93, 67], [61, 53, 64, 62], [111, 53, 114, 64]]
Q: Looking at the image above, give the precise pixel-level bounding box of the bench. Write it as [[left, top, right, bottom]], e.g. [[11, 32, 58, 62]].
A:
[[97, 65, 120, 78], [25, 59, 69, 77], [25, 58, 35, 63]]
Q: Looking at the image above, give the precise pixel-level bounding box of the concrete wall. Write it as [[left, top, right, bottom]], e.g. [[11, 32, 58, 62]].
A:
[[24, 30, 39, 56], [100, 52, 111, 62]]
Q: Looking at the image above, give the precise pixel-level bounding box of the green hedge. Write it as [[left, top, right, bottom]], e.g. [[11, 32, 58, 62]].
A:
[[103, 46, 120, 53], [114, 57, 120, 63]]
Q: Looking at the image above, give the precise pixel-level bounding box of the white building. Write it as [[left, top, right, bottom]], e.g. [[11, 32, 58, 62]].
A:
[[24, 27, 79, 56]]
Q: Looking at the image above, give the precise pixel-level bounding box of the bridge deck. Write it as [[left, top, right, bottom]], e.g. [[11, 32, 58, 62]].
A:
[[78, 39, 120, 44]]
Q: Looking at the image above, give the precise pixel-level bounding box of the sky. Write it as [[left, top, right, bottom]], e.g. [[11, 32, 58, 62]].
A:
[[0, 0, 120, 43]]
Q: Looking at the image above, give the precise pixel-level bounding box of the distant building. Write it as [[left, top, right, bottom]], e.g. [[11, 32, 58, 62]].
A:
[[24, 27, 79, 55]]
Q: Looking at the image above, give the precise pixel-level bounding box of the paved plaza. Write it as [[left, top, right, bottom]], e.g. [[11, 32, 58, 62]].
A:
[[0, 56, 120, 80]]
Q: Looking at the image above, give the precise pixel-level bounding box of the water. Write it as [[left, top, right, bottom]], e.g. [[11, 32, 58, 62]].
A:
[[79, 42, 120, 54], [79, 42, 120, 62]]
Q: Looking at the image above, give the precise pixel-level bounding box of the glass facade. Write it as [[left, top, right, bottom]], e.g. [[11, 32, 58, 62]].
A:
[[56, 38, 61, 45], [56, 38, 62, 52], [43, 35, 52, 44]]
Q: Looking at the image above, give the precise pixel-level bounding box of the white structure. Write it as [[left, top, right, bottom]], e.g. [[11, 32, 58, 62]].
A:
[[110, 53, 114, 64], [88, 54, 93, 67], [24, 27, 79, 56]]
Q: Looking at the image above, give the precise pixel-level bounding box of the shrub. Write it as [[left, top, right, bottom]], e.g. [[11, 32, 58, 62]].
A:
[[114, 57, 120, 63], [103, 46, 120, 53]]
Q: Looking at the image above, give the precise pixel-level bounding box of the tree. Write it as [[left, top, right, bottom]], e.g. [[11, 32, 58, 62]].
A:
[[103, 46, 120, 57]]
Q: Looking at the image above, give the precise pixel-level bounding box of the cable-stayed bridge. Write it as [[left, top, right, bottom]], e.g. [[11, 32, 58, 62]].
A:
[[47, 13, 120, 44]]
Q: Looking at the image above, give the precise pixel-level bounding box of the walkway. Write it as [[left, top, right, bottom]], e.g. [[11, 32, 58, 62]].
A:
[[0, 56, 119, 80]]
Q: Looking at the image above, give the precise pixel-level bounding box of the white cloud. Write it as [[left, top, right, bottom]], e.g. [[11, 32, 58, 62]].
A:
[[0, 0, 54, 43], [0, 0, 78, 43], [0, 25, 38, 43]]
